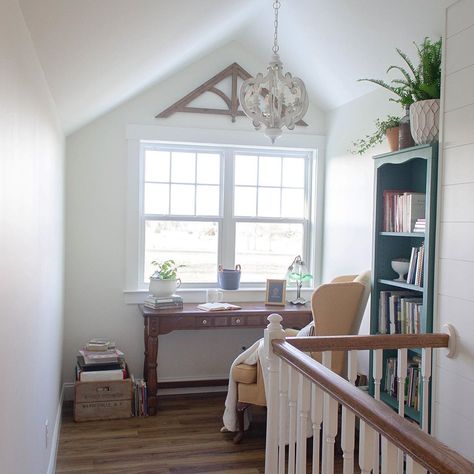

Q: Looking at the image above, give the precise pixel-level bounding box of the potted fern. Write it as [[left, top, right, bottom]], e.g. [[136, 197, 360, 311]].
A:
[[149, 259, 182, 297], [359, 37, 442, 146]]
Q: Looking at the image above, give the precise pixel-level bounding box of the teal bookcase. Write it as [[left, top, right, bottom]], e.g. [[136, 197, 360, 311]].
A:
[[369, 143, 438, 425]]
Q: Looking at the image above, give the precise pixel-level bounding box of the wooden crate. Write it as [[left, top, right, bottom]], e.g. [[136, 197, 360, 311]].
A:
[[74, 379, 132, 422]]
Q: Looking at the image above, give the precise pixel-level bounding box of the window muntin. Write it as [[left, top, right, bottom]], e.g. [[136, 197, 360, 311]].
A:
[[140, 143, 313, 287]]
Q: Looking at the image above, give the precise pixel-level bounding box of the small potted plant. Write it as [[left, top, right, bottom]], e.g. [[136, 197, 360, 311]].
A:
[[149, 259, 182, 298], [351, 115, 401, 155]]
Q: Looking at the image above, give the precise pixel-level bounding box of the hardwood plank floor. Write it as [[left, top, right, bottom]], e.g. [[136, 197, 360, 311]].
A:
[[56, 393, 355, 473]]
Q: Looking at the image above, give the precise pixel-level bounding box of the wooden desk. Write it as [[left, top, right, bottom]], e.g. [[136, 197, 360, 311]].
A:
[[139, 302, 312, 415]]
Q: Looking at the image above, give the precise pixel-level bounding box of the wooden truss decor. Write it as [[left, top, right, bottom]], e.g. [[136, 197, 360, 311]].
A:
[[156, 62, 307, 126]]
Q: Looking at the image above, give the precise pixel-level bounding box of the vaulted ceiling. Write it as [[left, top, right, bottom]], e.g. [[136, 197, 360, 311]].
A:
[[19, 0, 452, 134]]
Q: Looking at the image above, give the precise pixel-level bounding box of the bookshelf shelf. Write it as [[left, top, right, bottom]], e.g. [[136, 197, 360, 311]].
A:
[[378, 279, 424, 292], [370, 143, 438, 426], [379, 232, 425, 238]]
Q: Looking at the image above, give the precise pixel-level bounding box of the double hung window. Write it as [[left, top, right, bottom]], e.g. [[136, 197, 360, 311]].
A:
[[140, 142, 315, 287]]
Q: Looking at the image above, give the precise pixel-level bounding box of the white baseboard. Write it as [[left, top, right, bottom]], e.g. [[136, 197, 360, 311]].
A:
[[47, 384, 64, 474], [157, 385, 228, 396]]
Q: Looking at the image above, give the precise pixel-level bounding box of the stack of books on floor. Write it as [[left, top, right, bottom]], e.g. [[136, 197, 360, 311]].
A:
[[76, 338, 128, 381], [144, 294, 183, 310], [131, 376, 148, 416]]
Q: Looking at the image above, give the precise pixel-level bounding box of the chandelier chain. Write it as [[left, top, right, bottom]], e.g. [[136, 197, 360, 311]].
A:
[[272, 1, 280, 54]]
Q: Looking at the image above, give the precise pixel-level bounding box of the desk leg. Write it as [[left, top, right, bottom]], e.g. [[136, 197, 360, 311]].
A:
[[144, 318, 159, 415]]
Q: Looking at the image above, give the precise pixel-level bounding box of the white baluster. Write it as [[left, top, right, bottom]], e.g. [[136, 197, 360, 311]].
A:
[[264, 314, 286, 474], [296, 373, 310, 474], [406, 456, 426, 474], [279, 360, 289, 474], [358, 420, 375, 474], [322, 352, 338, 474], [381, 437, 397, 474], [421, 348, 431, 433], [342, 351, 357, 474], [373, 349, 383, 473], [288, 365, 298, 474], [397, 348, 407, 474], [311, 384, 323, 474]]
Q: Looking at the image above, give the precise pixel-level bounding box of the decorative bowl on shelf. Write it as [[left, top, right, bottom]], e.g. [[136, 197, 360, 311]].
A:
[[391, 259, 410, 282]]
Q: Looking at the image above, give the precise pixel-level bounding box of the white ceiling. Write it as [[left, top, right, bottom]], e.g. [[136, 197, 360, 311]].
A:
[[19, 0, 452, 134]]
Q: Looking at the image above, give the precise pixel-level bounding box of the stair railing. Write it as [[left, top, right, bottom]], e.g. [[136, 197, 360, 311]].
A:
[[263, 313, 473, 474]]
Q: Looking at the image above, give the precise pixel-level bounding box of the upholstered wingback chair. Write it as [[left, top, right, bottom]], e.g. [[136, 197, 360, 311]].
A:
[[230, 271, 371, 442]]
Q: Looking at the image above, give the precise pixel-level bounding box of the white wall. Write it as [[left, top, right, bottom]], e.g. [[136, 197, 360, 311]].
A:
[[433, 0, 474, 460], [64, 41, 326, 390], [322, 88, 400, 349], [0, 1, 64, 473]]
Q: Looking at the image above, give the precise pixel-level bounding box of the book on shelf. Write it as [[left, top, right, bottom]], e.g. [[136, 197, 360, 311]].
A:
[[382, 190, 426, 233], [197, 302, 242, 311]]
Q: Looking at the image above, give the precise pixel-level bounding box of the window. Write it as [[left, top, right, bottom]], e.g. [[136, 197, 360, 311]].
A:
[[139, 142, 316, 288]]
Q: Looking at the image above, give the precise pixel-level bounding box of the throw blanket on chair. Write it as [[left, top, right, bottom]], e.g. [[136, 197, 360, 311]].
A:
[[221, 338, 265, 433], [221, 321, 314, 433]]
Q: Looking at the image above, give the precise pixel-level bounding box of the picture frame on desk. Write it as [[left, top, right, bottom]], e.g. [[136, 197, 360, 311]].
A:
[[265, 279, 286, 306]]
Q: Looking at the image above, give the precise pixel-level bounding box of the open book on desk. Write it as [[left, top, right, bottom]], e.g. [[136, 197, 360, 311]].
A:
[[197, 302, 242, 311]]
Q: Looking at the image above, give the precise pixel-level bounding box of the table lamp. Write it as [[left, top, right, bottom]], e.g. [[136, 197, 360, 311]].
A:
[[285, 255, 312, 305]]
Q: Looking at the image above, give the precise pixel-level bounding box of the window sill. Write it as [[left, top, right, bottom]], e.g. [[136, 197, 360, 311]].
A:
[[123, 287, 315, 305]]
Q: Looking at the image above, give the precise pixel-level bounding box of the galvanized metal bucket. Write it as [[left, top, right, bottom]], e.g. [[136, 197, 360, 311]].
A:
[[217, 264, 241, 290]]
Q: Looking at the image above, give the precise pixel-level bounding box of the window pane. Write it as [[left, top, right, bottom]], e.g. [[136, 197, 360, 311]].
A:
[[144, 221, 218, 283], [145, 150, 170, 182], [234, 186, 257, 217], [235, 155, 257, 185], [144, 183, 169, 214], [281, 188, 305, 218], [258, 187, 280, 217], [170, 184, 195, 215], [258, 156, 281, 186], [196, 185, 219, 215], [171, 152, 195, 183], [197, 153, 220, 184], [235, 222, 304, 282], [282, 157, 305, 187]]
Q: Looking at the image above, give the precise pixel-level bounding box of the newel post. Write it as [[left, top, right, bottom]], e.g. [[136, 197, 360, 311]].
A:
[[264, 313, 286, 474]]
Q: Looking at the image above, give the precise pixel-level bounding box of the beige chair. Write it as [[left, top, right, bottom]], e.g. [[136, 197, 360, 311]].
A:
[[231, 271, 371, 442]]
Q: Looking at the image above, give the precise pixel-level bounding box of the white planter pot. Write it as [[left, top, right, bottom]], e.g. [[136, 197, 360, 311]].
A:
[[409, 99, 440, 145], [149, 278, 181, 297]]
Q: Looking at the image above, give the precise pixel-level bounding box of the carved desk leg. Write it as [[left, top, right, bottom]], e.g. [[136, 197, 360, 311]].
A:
[[145, 317, 159, 415]]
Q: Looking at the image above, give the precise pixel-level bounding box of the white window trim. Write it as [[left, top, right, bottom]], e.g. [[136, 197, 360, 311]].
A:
[[124, 124, 325, 303]]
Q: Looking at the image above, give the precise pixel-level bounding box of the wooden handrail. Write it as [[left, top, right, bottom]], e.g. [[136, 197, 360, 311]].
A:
[[272, 339, 474, 474], [286, 333, 449, 352]]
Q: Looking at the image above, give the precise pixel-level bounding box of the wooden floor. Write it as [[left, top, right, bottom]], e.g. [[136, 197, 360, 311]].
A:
[[56, 393, 353, 473]]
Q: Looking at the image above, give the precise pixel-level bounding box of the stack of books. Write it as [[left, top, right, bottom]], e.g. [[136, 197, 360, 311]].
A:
[[131, 376, 148, 416], [144, 294, 183, 310], [76, 338, 128, 381], [384, 356, 421, 411], [407, 244, 425, 286], [413, 218, 426, 233]]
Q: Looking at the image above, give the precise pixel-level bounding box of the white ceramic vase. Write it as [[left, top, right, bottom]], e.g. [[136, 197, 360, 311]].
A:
[[409, 99, 440, 145], [149, 278, 181, 297]]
